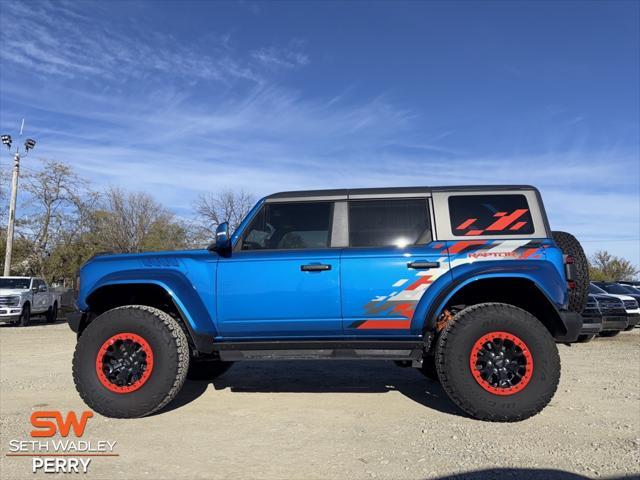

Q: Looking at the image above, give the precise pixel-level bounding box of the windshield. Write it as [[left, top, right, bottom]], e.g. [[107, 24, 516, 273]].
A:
[[597, 283, 633, 295], [0, 278, 31, 289], [589, 283, 606, 294]]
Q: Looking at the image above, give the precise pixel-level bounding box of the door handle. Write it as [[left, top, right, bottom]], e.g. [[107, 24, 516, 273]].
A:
[[407, 261, 440, 269], [301, 264, 332, 272]]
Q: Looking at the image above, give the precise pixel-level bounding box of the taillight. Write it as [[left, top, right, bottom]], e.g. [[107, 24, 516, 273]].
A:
[[568, 281, 576, 290], [565, 255, 574, 265]]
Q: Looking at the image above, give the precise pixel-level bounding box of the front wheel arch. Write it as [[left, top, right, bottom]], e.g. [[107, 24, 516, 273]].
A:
[[83, 283, 215, 354]]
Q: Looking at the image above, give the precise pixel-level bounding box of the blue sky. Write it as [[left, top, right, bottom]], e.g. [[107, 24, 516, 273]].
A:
[[0, 0, 638, 264]]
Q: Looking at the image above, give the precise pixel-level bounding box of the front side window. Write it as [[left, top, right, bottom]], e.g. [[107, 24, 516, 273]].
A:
[[348, 199, 430, 248], [449, 194, 534, 236], [240, 202, 333, 250]]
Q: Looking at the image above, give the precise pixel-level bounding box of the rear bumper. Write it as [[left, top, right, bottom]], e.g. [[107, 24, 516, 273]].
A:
[[556, 310, 583, 343], [66, 310, 84, 333], [601, 315, 628, 332]]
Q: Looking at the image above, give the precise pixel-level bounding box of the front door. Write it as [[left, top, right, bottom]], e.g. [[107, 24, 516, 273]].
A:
[[341, 198, 450, 336], [32, 279, 48, 313], [218, 201, 342, 338]]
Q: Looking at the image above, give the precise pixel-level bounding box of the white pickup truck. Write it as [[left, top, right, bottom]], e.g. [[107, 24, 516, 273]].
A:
[[0, 277, 61, 326]]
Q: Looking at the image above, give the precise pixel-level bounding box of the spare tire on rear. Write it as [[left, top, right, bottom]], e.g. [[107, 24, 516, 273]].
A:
[[552, 231, 589, 313]]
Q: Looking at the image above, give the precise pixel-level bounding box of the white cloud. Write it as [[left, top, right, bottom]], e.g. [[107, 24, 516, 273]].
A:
[[0, 0, 307, 86], [251, 46, 310, 69]]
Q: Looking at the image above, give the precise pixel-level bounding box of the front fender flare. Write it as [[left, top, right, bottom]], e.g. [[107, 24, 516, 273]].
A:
[[83, 269, 216, 353]]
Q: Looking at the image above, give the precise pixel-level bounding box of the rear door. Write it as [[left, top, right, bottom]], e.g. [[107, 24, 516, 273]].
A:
[[341, 197, 450, 336], [217, 201, 343, 338]]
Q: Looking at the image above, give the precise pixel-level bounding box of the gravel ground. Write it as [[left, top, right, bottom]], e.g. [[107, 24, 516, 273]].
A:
[[1, 320, 638, 480]]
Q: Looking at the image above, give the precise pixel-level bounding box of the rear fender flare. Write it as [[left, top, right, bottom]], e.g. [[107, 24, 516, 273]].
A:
[[417, 272, 564, 334]]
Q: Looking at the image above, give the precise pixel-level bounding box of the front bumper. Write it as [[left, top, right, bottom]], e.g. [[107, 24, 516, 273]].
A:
[[601, 315, 628, 332], [0, 306, 23, 323], [625, 313, 640, 329], [579, 315, 603, 335]]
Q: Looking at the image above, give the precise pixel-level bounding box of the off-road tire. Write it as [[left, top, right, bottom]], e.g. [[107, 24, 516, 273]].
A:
[[46, 302, 58, 323], [19, 303, 30, 327], [73, 305, 189, 418], [577, 334, 596, 343], [435, 303, 560, 422], [599, 330, 621, 338], [187, 359, 234, 381], [552, 231, 589, 313], [419, 354, 439, 382]]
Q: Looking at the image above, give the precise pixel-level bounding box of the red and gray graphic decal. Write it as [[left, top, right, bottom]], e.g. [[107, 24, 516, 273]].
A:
[[455, 209, 530, 236], [350, 240, 547, 330]]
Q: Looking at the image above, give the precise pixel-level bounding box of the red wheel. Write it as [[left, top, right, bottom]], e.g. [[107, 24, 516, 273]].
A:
[[469, 331, 533, 396], [95, 333, 154, 393]]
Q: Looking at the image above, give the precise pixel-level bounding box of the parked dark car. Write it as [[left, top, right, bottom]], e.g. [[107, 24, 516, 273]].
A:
[[577, 294, 603, 342], [593, 282, 640, 331], [613, 284, 640, 330], [618, 280, 640, 290]]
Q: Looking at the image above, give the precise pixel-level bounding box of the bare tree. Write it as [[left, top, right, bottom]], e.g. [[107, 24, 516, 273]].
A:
[[194, 190, 254, 234], [92, 187, 187, 253], [20, 160, 90, 277], [589, 250, 639, 281]]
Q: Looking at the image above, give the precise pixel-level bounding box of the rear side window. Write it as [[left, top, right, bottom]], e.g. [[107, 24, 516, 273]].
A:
[[449, 194, 534, 236], [240, 202, 333, 250], [348, 199, 430, 247]]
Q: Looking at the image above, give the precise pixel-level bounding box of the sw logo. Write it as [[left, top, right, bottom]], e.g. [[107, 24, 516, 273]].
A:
[[30, 410, 93, 438], [26, 411, 96, 473]]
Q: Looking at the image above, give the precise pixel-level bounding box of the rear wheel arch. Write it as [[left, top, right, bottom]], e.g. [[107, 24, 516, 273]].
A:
[[425, 277, 566, 339], [83, 283, 214, 354]]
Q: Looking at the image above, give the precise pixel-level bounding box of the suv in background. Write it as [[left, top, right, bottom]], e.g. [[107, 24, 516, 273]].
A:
[[588, 284, 629, 337], [612, 283, 640, 330], [592, 282, 640, 331], [0, 277, 60, 326], [68, 185, 588, 422]]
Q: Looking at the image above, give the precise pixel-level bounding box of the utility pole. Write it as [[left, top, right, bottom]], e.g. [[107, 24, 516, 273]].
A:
[[4, 150, 21, 276], [1, 125, 36, 276]]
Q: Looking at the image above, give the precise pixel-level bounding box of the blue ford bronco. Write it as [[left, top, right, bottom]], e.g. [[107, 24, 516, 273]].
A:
[[69, 185, 588, 421]]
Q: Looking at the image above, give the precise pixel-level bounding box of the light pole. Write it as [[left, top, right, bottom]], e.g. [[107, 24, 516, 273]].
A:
[[2, 133, 36, 276]]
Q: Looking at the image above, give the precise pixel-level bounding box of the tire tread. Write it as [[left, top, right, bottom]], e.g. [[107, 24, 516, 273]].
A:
[[435, 302, 560, 422], [72, 305, 189, 418]]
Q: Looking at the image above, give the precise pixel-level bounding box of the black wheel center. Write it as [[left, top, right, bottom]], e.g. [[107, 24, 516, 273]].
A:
[[475, 338, 528, 388], [101, 339, 149, 387]]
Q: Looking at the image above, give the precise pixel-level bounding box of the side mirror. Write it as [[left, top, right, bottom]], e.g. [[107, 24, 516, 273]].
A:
[[211, 222, 231, 253]]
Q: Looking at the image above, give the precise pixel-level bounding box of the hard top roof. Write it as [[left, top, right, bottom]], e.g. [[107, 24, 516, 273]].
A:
[[265, 185, 537, 201]]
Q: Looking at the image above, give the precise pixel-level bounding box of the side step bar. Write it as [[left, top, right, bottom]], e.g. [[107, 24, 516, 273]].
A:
[[213, 340, 424, 361]]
